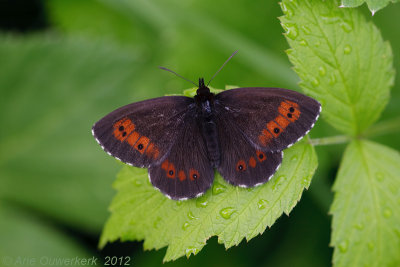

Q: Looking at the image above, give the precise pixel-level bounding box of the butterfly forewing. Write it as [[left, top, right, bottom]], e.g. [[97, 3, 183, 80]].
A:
[[215, 88, 321, 152], [92, 96, 194, 167]]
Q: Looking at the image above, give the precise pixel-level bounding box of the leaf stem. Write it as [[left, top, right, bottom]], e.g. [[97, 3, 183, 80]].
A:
[[363, 116, 400, 138], [309, 135, 350, 146], [309, 116, 400, 146]]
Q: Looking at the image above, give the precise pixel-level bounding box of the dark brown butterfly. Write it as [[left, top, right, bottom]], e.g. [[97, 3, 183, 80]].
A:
[[92, 55, 321, 200], [92, 52, 321, 200]]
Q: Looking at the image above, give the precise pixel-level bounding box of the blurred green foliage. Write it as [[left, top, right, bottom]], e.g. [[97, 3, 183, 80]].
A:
[[0, 0, 399, 266]]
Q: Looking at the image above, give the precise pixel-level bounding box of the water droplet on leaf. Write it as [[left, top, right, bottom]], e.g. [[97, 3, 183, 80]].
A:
[[182, 221, 190, 230], [311, 77, 320, 87], [196, 197, 208, 208], [272, 175, 286, 191], [185, 247, 199, 257], [321, 15, 341, 24], [367, 242, 374, 251], [257, 199, 268, 209], [280, 2, 294, 18], [319, 66, 326, 76], [301, 177, 310, 187], [187, 211, 198, 220], [340, 22, 353, 33], [329, 73, 337, 85], [344, 45, 352, 54], [153, 217, 161, 229], [291, 155, 298, 161], [301, 25, 311, 35], [212, 182, 227, 195], [219, 207, 236, 219], [282, 23, 298, 40], [338, 240, 348, 253], [176, 201, 183, 206], [134, 179, 142, 186], [299, 39, 308, 46]]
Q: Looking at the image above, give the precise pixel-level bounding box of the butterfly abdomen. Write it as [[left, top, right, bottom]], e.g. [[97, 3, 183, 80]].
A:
[[197, 99, 220, 168]]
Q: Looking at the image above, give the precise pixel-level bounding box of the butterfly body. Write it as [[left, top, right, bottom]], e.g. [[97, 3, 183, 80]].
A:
[[92, 80, 321, 200]]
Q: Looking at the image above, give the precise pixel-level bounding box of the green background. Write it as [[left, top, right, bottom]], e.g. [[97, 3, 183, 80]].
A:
[[0, 0, 399, 266]]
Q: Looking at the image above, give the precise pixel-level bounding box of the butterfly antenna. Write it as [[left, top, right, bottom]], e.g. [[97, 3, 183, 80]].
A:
[[159, 66, 198, 87], [207, 50, 238, 86]]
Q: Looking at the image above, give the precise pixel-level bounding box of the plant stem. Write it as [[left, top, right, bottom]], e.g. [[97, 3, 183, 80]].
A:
[[309, 116, 400, 146], [309, 135, 350, 146], [363, 116, 400, 138]]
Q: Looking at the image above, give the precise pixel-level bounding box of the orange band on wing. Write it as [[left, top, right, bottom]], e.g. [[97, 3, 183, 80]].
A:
[[113, 118, 135, 141]]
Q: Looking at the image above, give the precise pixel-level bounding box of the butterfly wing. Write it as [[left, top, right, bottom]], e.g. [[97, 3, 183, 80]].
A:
[[92, 96, 195, 167], [214, 110, 283, 187], [148, 108, 214, 200], [214, 87, 321, 152]]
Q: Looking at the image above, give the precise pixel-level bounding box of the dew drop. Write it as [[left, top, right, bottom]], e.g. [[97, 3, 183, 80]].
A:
[[367, 242, 374, 251], [340, 22, 353, 33], [219, 207, 236, 219], [301, 176, 310, 187], [257, 199, 268, 209], [185, 247, 199, 257], [280, 2, 294, 18], [311, 77, 320, 87], [321, 15, 341, 24], [315, 41, 321, 47], [272, 175, 286, 191], [376, 172, 384, 182], [383, 208, 392, 218], [344, 45, 352, 54], [196, 197, 208, 208], [176, 201, 183, 206], [282, 23, 298, 40], [301, 25, 311, 35], [153, 216, 161, 229], [329, 73, 337, 85], [212, 182, 227, 195], [318, 66, 326, 77], [354, 223, 364, 230], [338, 240, 348, 253], [187, 211, 198, 220], [182, 221, 190, 230], [299, 39, 308, 46], [291, 155, 298, 161], [134, 179, 142, 186]]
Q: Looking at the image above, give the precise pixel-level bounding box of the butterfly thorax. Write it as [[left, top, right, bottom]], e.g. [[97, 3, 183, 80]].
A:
[[194, 78, 220, 168]]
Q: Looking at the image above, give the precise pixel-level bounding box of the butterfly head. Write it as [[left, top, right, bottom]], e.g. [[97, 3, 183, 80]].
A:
[[195, 78, 214, 103]]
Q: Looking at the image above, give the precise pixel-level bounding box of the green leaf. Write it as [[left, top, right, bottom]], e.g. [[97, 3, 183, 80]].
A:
[[100, 140, 317, 261], [280, 0, 394, 136], [331, 140, 400, 267], [341, 0, 400, 14], [0, 34, 143, 232]]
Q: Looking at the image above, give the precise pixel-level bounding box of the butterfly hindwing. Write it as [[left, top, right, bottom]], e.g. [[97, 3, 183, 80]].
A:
[[148, 109, 214, 200], [215, 112, 283, 187], [92, 96, 194, 167], [215, 87, 321, 152]]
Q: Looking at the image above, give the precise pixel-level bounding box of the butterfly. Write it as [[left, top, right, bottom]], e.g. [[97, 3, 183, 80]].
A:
[[92, 54, 321, 200], [92, 83, 321, 200]]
